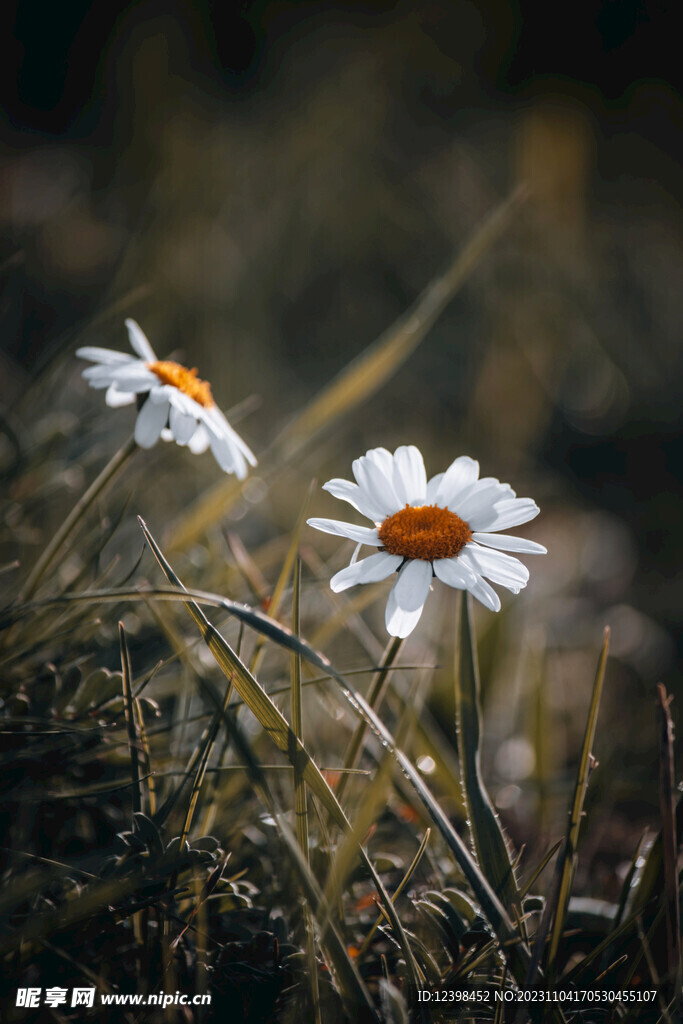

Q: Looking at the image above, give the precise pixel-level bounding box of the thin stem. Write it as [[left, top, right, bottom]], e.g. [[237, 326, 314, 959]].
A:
[[19, 435, 138, 601]]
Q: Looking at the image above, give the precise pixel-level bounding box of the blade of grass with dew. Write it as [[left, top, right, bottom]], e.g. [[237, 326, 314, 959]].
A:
[[546, 627, 610, 976], [168, 186, 527, 551], [456, 592, 522, 916]]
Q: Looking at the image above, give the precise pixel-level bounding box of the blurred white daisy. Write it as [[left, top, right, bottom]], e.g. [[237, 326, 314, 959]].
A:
[[308, 445, 546, 638], [77, 319, 256, 478]]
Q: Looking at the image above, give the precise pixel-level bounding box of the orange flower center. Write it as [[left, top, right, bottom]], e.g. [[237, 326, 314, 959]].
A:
[[378, 504, 472, 561], [148, 361, 214, 408]]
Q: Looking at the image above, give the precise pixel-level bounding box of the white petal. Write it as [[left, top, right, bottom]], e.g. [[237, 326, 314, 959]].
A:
[[461, 544, 529, 593], [472, 532, 547, 555], [169, 402, 198, 445], [306, 518, 382, 545], [385, 560, 432, 638], [467, 573, 501, 612], [134, 397, 169, 448], [392, 445, 427, 505], [471, 498, 540, 533], [76, 346, 133, 364], [125, 319, 157, 361], [433, 557, 477, 589], [363, 447, 395, 476], [433, 456, 480, 507], [453, 478, 515, 523], [330, 552, 402, 592], [204, 407, 257, 467], [209, 431, 248, 478], [106, 364, 159, 392], [188, 424, 210, 453], [425, 472, 444, 503], [352, 455, 400, 517], [322, 478, 385, 521], [105, 385, 136, 407]]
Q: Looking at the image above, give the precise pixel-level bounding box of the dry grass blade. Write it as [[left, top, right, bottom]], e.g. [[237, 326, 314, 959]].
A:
[[546, 626, 610, 975], [290, 558, 321, 1024], [520, 839, 562, 899], [335, 636, 403, 803], [456, 592, 522, 915], [167, 186, 527, 551], [357, 829, 431, 961], [656, 683, 681, 1004], [18, 435, 138, 602], [249, 479, 315, 677], [119, 622, 142, 815]]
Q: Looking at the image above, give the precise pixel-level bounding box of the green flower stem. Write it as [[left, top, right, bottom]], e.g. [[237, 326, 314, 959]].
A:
[[19, 435, 138, 602]]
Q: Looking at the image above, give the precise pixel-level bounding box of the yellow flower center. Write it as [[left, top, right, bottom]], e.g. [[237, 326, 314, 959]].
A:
[[148, 361, 214, 408], [378, 504, 472, 560]]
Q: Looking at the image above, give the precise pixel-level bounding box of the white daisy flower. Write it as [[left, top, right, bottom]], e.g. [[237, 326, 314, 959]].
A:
[[307, 445, 546, 638], [76, 319, 256, 478]]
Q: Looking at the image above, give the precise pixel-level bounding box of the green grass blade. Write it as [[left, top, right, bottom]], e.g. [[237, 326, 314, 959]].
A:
[[456, 592, 522, 915], [335, 636, 403, 803], [119, 622, 142, 816], [546, 627, 610, 974]]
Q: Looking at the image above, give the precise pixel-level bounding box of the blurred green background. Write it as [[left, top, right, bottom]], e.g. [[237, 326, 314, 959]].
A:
[[1, 0, 681, 903]]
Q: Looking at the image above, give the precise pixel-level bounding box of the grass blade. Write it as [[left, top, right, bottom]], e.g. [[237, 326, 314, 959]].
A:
[[656, 683, 681, 1004], [456, 592, 522, 915], [546, 626, 610, 974], [119, 622, 142, 816]]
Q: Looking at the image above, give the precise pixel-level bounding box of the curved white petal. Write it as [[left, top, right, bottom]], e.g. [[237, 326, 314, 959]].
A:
[[204, 407, 257, 467], [425, 472, 444, 503], [125, 319, 157, 361], [322, 478, 384, 521], [453, 478, 515, 523], [461, 544, 529, 593], [188, 424, 210, 453], [105, 384, 136, 407], [363, 447, 395, 476], [433, 557, 477, 590], [330, 552, 402, 592], [472, 532, 547, 555], [306, 519, 382, 546], [392, 445, 427, 506], [209, 431, 247, 478], [134, 396, 169, 448], [385, 559, 432, 638], [352, 455, 400, 517], [433, 456, 480, 507], [105, 364, 159, 392], [76, 346, 133, 364], [169, 401, 198, 445], [467, 573, 501, 612], [470, 498, 540, 533]]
